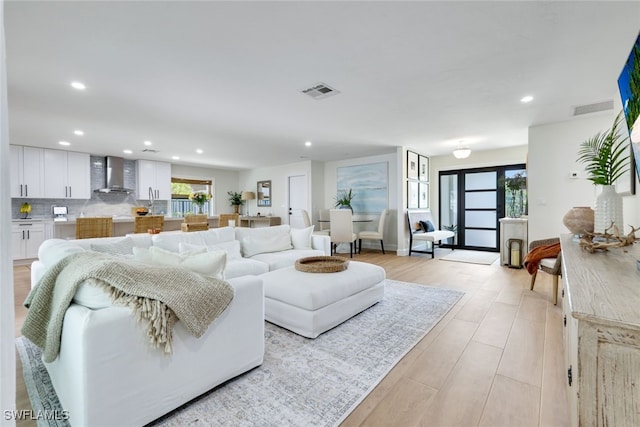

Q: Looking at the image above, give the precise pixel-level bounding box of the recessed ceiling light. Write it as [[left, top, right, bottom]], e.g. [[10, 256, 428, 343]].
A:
[[58, 141, 71, 146], [305, 141, 312, 147], [123, 149, 133, 154], [73, 130, 84, 136], [70, 81, 86, 90], [144, 140, 152, 146], [172, 156, 180, 160], [520, 95, 534, 103], [196, 149, 203, 154]]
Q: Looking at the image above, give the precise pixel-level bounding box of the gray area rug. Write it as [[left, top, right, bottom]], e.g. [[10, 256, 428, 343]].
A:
[[17, 279, 463, 427], [440, 249, 500, 265]]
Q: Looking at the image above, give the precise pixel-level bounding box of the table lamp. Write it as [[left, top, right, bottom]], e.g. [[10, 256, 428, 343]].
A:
[[241, 191, 255, 216]]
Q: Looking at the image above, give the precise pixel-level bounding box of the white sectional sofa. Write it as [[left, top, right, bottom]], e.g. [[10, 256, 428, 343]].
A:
[[28, 225, 331, 426]]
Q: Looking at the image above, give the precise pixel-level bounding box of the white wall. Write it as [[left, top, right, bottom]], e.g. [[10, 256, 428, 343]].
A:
[[170, 164, 239, 215], [528, 112, 639, 241], [324, 152, 399, 252], [238, 160, 313, 223]]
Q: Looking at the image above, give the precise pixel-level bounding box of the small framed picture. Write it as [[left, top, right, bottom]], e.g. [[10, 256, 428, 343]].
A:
[[419, 182, 429, 208], [419, 155, 429, 182], [407, 180, 419, 209], [407, 151, 418, 179]]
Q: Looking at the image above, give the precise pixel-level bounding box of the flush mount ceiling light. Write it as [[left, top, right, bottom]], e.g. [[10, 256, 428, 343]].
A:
[[520, 95, 534, 103], [70, 81, 86, 90], [58, 141, 71, 146], [73, 130, 84, 136], [453, 142, 471, 159]]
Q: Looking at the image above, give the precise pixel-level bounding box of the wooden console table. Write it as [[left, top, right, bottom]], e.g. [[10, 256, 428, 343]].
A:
[[561, 234, 640, 427], [240, 216, 281, 228]]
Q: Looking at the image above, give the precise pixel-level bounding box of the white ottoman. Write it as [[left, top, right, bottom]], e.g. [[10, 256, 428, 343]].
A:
[[261, 261, 386, 338]]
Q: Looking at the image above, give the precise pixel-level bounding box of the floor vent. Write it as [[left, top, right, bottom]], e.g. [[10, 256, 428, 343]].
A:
[[573, 100, 614, 116], [301, 82, 340, 100]]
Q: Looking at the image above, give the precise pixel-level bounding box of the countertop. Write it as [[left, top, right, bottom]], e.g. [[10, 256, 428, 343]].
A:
[[12, 216, 218, 225]]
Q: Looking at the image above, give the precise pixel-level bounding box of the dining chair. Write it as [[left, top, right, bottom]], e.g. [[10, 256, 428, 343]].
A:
[[358, 209, 388, 254], [315, 209, 331, 236], [301, 209, 312, 228], [219, 213, 240, 227], [329, 209, 357, 258], [76, 217, 113, 239], [134, 215, 164, 233]]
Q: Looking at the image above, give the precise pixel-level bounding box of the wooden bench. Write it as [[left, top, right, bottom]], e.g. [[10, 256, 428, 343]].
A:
[[407, 211, 455, 258]]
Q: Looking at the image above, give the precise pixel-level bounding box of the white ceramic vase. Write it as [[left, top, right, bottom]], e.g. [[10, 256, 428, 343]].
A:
[[594, 185, 623, 233]]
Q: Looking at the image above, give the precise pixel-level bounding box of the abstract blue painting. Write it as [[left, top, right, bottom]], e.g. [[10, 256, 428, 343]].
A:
[[337, 162, 388, 213]]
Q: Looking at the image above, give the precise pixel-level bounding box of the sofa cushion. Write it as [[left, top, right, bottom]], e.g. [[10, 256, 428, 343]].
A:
[[225, 258, 269, 279], [250, 248, 324, 271], [290, 226, 314, 249], [236, 224, 293, 258], [73, 278, 113, 309], [38, 239, 86, 268], [91, 236, 135, 256]]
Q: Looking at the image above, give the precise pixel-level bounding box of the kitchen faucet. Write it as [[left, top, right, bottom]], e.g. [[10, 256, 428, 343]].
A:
[[148, 186, 154, 214]]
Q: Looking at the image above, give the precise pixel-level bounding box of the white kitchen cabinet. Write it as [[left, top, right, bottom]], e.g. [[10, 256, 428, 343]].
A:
[[137, 160, 171, 200], [12, 221, 45, 260], [10, 145, 45, 198], [43, 149, 91, 199]]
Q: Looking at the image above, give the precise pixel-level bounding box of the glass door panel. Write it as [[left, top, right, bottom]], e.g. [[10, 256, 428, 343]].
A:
[[463, 170, 498, 250], [439, 173, 458, 245]]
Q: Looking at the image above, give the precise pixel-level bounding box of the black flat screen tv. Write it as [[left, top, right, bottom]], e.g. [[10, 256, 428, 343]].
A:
[[618, 30, 640, 183]]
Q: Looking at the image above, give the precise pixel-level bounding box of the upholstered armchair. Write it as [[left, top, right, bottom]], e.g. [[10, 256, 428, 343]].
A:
[[527, 237, 562, 305]]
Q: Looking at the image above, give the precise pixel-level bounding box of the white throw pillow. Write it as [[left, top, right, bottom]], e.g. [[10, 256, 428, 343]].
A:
[[90, 237, 134, 256], [148, 246, 226, 279], [179, 240, 242, 260], [236, 224, 293, 257], [290, 226, 315, 249]]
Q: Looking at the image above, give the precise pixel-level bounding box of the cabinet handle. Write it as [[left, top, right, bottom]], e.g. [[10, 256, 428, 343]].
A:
[[25, 184, 28, 197], [567, 366, 573, 387], [27, 230, 30, 239], [20, 184, 23, 197], [65, 186, 68, 197], [22, 230, 25, 240], [563, 315, 567, 327], [69, 186, 72, 198]]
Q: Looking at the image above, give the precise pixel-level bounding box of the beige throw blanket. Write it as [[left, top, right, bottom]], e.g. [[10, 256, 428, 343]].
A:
[[22, 252, 234, 363]]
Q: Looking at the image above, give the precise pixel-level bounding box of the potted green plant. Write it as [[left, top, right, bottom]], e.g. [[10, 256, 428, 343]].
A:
[[227, 191, 244, 214], [577, 111, 629, 232], [335, 189, 355, 211]]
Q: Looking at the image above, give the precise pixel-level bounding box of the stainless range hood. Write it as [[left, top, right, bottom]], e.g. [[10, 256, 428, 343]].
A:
[[94, 156, 135, 194]]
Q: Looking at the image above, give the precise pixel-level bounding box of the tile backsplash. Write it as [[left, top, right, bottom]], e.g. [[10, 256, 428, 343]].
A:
[[11, 156, 167, 219]]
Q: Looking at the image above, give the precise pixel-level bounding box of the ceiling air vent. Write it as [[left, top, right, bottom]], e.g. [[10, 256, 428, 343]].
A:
[[301, 82, 340, 100], [141, 148, 159, 153], [573, 100, 614, 116]]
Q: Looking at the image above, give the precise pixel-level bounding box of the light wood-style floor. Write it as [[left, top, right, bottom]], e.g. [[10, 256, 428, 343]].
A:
[[13, 249, 569, 427]]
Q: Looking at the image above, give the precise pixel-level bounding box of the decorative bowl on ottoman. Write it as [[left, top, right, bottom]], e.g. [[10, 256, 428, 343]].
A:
[[295, 256, 349, 273]]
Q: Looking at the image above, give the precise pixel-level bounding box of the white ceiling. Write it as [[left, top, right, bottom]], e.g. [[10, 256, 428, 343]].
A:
[[4, 1, 640, 170]]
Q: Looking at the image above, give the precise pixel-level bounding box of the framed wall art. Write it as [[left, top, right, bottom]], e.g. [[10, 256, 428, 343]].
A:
[[419, 155, 429, 182], [407, 150, 418, 179], [407, 180, 418, 209], [419, 182, 429, 208]]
